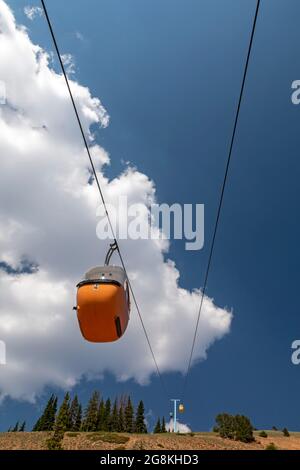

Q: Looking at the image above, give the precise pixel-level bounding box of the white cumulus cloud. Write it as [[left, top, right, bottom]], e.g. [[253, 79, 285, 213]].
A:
[[0, 0, 232, 402], [61, 53, 76, 75], [166, 419, 191, 433], [24, 5, 43, 21]]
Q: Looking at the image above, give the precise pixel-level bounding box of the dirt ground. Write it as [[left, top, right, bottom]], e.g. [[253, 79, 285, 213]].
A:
[[0, 431, 299, 450]]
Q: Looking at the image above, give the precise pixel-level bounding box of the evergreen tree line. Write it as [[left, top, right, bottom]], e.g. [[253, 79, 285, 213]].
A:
[[7, 421, 26, 432], [29, 391, 148, 434], [153, 416, 167, 433]]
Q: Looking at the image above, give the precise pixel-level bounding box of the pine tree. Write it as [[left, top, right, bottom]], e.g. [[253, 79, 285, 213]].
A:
[[12, 421, 19, 432], [74, 404, 82, 431], [110, 399, 119, 432], [19, 421, 26, 432], [82, 391, 100, 432], [134, 400, 147, 433], [154, 418, 161, 434], [97, 399, 105, 431], [47, 392, 70, 450], [55, 392, 71, 433], [118, 402, 125, 432], [46, 396, 57, 430], [161, 417, 166, 433], [118, 395, 128, 432], [69, 395, 81, 431], [32, 394, 57, 431], [51, 397, 58, 421], [33, 415, 43, 431], [124, 397, 134, 433], [103, 398, 111, 431]]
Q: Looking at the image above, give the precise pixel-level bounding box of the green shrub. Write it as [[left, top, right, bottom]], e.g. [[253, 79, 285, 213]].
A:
[[265, 442, 278, 450], [282, 427, 290, 437], [259, 431, 268, 438], [215, 413, 254, 443], [215, 413, 236, 440], [66, 432, 79, 437], [234, 415, 255, 443]]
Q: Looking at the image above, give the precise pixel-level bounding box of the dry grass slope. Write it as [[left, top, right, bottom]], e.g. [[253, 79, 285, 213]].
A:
[[0, 431, 299, 450]]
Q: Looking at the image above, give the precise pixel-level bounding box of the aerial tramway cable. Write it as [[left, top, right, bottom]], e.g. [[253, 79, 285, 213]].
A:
[[181, 0, 261, 401], [40, 0, 169, 399]]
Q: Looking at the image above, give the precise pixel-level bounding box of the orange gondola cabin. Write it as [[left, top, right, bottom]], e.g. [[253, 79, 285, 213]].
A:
[[75, 247, 130, 343]]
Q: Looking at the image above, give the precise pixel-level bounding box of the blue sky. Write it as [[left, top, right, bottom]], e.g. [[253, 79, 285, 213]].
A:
[[1, 0, 300, 432]]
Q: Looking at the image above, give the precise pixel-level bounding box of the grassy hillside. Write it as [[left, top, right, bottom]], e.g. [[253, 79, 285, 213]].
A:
[[0, 431, 298, 450]]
